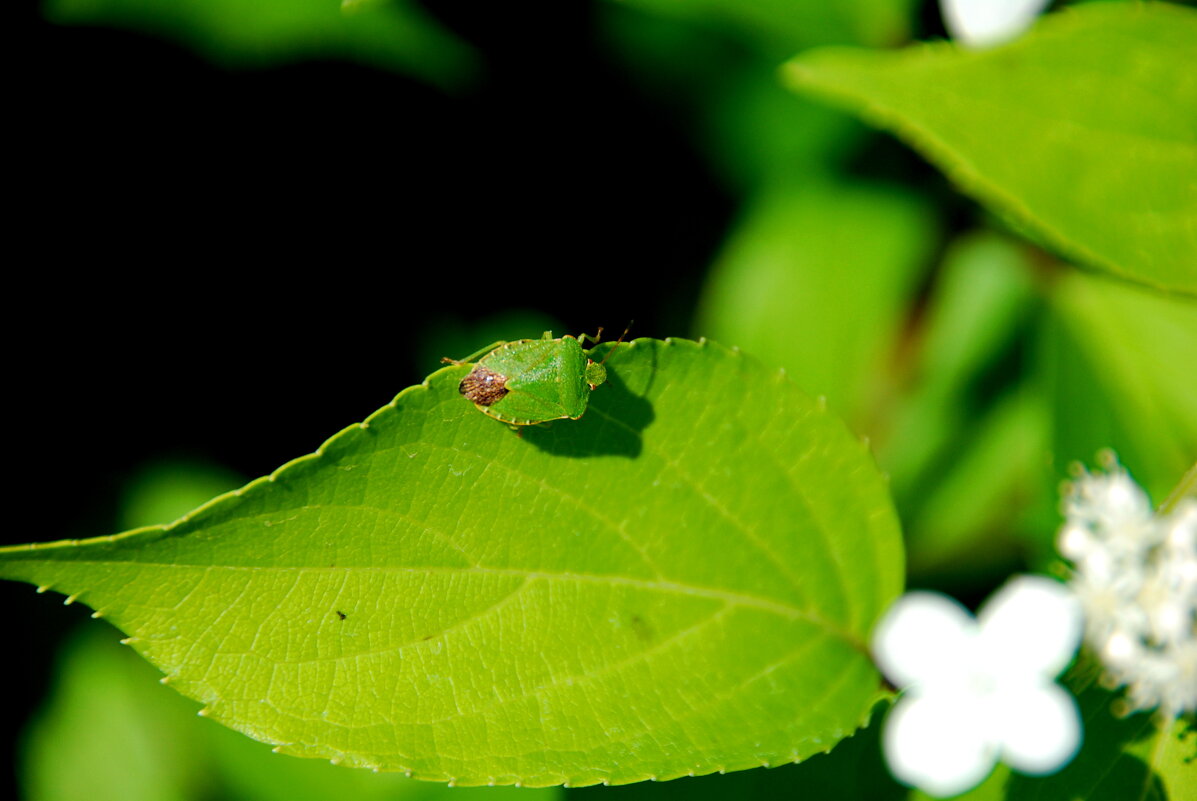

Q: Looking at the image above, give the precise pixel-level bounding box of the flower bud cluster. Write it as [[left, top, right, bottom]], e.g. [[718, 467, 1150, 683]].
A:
[[1057, 457, 1197, 718]]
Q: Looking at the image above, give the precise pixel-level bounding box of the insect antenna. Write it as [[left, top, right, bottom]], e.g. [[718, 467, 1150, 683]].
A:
[[598, 321, 633, 365]]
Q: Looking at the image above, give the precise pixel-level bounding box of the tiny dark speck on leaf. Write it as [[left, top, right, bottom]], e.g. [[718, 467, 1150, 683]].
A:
[[336, 610, 347, 621], [422, 634, 434, 641]]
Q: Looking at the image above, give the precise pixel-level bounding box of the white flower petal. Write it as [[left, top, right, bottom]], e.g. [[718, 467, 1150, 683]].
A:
[[873, 592, 976, 687], [1057, 523, 1093, 561], [884, 691, 996, 797], [1166, 501, 1197, 551], [941, 0, 1050, 49], [993, 683, 1081, 775], [978, 576, 1082, 677], [1160, 641, 1197, 716], [1102, 628, 1143, 670]]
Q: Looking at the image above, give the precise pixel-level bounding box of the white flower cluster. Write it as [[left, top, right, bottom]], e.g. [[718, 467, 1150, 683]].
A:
[[1058, 457, 1197, 718]]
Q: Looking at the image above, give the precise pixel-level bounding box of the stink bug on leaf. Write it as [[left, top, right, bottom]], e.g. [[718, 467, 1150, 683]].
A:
[[443, 327, 627, 426]]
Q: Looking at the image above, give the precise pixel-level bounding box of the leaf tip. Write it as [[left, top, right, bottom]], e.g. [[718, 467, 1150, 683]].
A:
[[63, 593, 80, 606], [35, 584, 50, 594]]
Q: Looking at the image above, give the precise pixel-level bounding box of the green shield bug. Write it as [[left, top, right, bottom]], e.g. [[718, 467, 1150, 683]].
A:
[[444, 326, 627, 426]]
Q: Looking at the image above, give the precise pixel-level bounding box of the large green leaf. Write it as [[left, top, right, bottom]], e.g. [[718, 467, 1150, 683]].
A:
[[783, 2, 1197, 293], [22, 461, 554, 801], [0, 338, 903, 787]]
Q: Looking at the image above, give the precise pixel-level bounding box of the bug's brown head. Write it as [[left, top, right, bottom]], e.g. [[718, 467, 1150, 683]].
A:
[[459, 365, 509, 407]]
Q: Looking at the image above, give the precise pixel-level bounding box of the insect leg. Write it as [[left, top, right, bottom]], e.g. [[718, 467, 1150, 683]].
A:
[[576, 327, 605, 347], [440, 340, 507, 365]]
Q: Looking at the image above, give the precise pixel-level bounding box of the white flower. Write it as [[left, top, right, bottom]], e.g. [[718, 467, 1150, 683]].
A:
[[873, 576, 1083, 797], [1059, 457, 1197, 719], [940, 0, 1050, 48]]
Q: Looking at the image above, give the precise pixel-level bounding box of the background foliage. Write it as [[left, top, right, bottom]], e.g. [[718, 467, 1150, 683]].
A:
[[7, 0, 1195, 799]]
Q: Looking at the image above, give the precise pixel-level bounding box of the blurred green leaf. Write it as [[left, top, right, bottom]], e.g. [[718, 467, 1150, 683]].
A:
[[903, 387, 1048, 578], [1040, 269, 1197, 513], [876, 233, 1048, 578], [21, 626, 209, 801], [43, 0, 477, 89], [703, 65, 867, 194], [119, 460, 243, 531], [696, 180, 937, 424], [22, 626, 559, 801], [1, 338, 903, 786], [611, 0, 916, 55], [880, 233, 1040, 497], [599, 7, 867, 195], [784, 3, 1197, 292]]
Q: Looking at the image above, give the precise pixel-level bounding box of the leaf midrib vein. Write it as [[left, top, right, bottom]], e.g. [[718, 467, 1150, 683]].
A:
[[51, 559, 857, 644]]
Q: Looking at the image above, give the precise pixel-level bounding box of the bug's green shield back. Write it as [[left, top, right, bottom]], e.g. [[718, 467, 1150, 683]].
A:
[[481, 338, 591, 424]]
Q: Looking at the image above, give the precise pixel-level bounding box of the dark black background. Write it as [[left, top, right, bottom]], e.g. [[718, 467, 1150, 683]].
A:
[[7, 2, 731, 796]]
